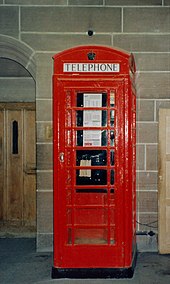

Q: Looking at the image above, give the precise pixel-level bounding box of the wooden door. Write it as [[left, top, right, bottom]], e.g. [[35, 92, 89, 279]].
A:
[[158, 109, 170, 253], [0, 103, 36, 230]]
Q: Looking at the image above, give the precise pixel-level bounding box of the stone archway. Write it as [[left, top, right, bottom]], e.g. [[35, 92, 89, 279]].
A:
[[0, 35, 36, 237], [0, 35, 36, 80]]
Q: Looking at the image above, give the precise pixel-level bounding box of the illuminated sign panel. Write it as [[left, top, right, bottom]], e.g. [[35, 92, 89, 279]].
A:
[[63, 63, 120, 73]]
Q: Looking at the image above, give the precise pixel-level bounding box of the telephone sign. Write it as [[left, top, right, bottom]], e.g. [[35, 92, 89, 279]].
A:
[[63, 63, 120, 72], [52, 45, 137, 279]]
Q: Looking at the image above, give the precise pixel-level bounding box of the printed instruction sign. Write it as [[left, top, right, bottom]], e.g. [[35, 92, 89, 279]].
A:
[[83, 130, 101, 146], [84, 93, 102, 107], [83, 110, 101, 127]]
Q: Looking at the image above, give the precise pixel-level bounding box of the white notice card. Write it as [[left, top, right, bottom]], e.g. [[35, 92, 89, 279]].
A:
[[84, 93, 102, 107], [83, 130, 101, 146], [83, 110, 101, 127], [79, 160, 91, 177]]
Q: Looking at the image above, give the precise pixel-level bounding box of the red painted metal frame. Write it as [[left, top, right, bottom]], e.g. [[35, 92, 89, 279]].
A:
[[53, 46, 136, 270]]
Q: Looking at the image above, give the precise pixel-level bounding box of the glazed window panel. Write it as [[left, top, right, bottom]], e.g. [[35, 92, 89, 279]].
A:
[[77, 93, 107, 107], [76, 130, 107, 146], [76, 110, 107, 127], [76, 169, 107, 185], [12, 120, 18, 155], [76, 150, 107, 166]]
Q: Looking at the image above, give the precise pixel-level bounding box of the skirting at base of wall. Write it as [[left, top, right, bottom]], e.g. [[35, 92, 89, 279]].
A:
[[136, 234, 158, 252], [36, 233, 157, 253], [36, 233, 53, 252]]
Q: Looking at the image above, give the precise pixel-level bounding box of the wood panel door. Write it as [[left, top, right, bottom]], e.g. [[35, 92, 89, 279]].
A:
[[0, 103, 36, 230], [158, 109, 170, 254]]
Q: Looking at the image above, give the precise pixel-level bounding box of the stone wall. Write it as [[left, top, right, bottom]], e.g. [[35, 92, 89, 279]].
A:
[[0, 0, 170, 251]]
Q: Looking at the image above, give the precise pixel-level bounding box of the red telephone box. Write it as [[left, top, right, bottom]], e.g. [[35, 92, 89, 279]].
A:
[[52, 45, 137, 278]]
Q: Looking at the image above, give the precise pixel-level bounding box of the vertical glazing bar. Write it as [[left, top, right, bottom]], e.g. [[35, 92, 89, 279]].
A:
[[107, 91, 111, 245], [66, 89, 75, 246], [71, 90, 76, 245], [110, 90, 116, 245]]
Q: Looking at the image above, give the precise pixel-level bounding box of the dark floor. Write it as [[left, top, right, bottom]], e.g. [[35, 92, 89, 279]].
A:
[[0, 238, 170, 284]]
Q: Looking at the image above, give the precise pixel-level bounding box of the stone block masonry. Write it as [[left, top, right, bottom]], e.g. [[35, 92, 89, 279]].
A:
[[0, 0, 169, 252]]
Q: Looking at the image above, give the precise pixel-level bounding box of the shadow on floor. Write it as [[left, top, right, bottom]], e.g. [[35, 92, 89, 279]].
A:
[[0, 238, 169, 284]]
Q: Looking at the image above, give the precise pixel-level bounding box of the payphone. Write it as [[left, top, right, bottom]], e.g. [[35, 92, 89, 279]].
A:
[[52, 45, 137, 278]]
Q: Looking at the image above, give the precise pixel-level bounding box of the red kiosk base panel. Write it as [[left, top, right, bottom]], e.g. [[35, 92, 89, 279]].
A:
[[52, 255, 137, 279], [52, 45, 137, 278]]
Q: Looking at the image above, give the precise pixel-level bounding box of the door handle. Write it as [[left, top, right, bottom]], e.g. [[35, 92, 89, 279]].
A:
[[24, 164, 36, 174], [60, 152, 64, 162]]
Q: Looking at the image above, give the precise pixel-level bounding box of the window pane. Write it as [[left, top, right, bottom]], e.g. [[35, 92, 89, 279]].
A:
[[12, 120, 18, 154], [111, 170, 114, 185], [76, 169, 107, 185], [77, 93, 107, 107], [110, 91, 115, 107], [76, 110, 107, 127], [110, 110, 115, 126], [110, 130, 115, 146], [76, 130, 107, 146], [75, 228, 108, 245], [76, 150, 107, 166], [110, 150, 115, 165]]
